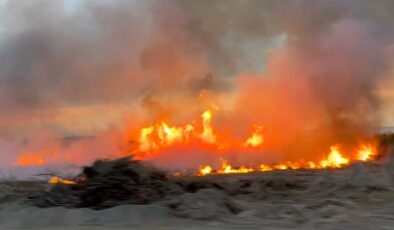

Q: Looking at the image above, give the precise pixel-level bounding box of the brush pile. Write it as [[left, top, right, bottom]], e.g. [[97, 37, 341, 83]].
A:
[[35, 157, 182, 209]]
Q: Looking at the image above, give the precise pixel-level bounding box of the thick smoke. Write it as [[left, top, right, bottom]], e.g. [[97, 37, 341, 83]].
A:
[[174, 0, 394, 162], [0, 0, 207, 137], [0, 0, 393, 171]]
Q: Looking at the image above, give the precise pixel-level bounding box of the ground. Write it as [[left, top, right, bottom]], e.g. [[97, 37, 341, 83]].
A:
[[2, 159, 394, 230]]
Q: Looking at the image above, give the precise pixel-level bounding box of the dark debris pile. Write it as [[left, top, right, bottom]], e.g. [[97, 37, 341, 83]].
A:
[[34, 157, 183, 209]]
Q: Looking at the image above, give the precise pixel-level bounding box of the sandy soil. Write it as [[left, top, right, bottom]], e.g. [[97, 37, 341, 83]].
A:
[[2, 161, 394, 230]]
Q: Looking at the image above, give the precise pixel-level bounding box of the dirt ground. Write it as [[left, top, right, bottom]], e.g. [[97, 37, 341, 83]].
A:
[[2, 159, 394, 230]]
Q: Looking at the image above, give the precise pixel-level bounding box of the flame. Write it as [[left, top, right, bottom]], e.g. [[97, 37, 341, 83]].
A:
[[15, 108, 379, 178], [135, 109, 379, 176], [139, 126, 156, 152], [48, 176, 76, 185], [217, 160, 254, 174], [357, 144, 377, 161], [196, 144, 365, 176], [200, 110, 216, 143], [199, 165, 213, 175], [244, 125, 264, 147], [319, 145, 349, 168], [136, 109, 264, 154]]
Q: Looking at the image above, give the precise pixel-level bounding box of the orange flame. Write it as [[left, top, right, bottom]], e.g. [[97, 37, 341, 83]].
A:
[[197, 144, 377, 176], [319, 145, 349, 168], [136, 109, 265, 154], [200, 110, 216, 143], [357, 144, 377, 161], [244, 125, 264, 147], [199, 165, 213, 175], [48, 176, 76, 185], [15, 108, 378, 178], [134, 109, 379, 176]]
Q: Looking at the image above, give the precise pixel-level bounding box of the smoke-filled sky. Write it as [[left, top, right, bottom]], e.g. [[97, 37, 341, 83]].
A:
[[0, 0, 393, 140]]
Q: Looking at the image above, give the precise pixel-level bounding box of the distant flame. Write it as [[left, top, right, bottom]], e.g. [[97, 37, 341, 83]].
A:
[[48, 176, 76, 185]]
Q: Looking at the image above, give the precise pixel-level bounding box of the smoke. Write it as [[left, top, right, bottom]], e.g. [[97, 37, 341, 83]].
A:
[[0, 0, 208, 137], [174, 0, 393, 159], [0, 0, 394, 172]]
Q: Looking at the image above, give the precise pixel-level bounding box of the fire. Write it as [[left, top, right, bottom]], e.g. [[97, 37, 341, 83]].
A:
[[134, 109, 379, 176], [320, 145, 349, 168], [48, 176, 76, 185], [217, 160, 254, 174], [357, 144, 377, 161], [199, 165, 212, 175], [15, 108, 379, 178], [244, 125, 264, 147], [137, 109, 264, 154], [139, 126, 156, 152], [196, 144, 377, 176], [200, 110, 216, 143]]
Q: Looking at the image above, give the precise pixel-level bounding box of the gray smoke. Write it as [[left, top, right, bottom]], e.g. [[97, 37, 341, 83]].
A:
[[0, 0, 393, 169]]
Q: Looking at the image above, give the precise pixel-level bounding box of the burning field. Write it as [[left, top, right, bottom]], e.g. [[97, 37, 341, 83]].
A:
[[1, 0, 394, 229], [2, 134, 394, 229]]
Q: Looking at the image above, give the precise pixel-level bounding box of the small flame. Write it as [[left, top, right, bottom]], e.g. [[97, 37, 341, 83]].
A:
[[139, 126, 155, 152], [48, 176, 76, 185], [200, 110, 216, 143], [245, 126, 264, 147], [319, 145, 349, 168], [199, 165, 213, 175], [159, 122, 184, 144], [357, 144, 376, 161]]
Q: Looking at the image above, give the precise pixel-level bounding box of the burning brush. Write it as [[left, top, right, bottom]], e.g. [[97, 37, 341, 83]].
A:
[[131, 109, 379, 176]]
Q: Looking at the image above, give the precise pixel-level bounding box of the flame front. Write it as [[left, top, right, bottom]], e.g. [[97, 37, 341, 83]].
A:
[[137, 110, 264, 154], [197, 144, 375, 176], [16, 109, 379, 177], [132, 109, 378, 176]]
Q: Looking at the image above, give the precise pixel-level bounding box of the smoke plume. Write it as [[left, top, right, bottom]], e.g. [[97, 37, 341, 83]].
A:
[[0, 0, 393, 172]]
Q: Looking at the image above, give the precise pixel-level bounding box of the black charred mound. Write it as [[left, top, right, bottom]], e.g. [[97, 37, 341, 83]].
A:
[[34, 157, 183, 209]]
